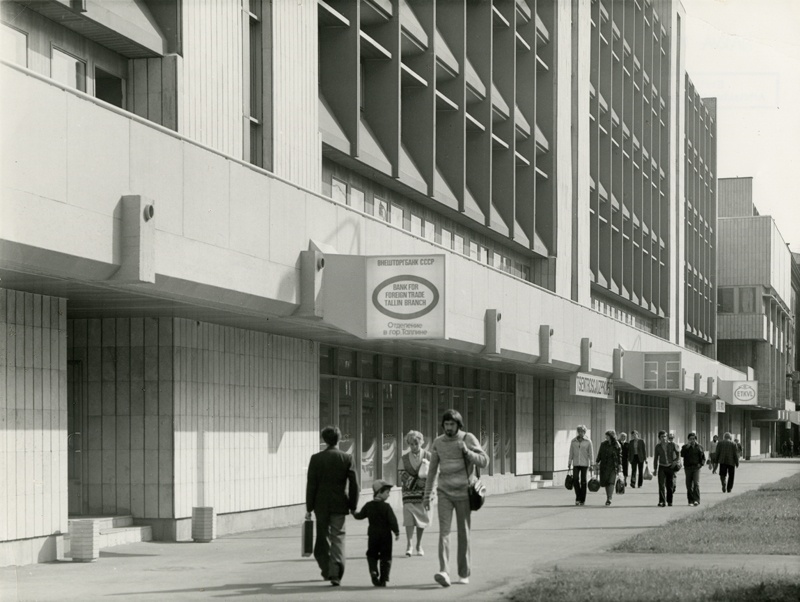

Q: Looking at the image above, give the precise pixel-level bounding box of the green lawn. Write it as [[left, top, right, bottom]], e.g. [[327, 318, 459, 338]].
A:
[[507, 472, 800, 602], [613, 472, 800, 555], [507, 567, 800, 602]]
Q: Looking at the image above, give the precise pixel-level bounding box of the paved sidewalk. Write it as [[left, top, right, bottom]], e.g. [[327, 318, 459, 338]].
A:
[[2, 460, 799, 601]]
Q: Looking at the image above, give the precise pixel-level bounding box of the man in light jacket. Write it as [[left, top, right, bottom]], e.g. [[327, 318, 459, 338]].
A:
[[567, 425, 594, 506], [423, 409, 488, 588]]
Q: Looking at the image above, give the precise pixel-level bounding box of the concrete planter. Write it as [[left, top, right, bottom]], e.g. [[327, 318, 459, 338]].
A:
[[70, 519, 99, 562], [192, 507, 215, 543]]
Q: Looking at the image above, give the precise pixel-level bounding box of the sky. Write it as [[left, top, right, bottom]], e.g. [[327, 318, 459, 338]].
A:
[[682, 0, 800, 252]]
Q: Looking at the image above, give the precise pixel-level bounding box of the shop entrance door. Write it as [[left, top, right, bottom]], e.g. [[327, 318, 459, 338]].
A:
[[67, 360, 87, 515]]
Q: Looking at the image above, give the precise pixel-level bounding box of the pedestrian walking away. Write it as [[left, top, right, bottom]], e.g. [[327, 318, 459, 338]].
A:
[[716, 432, 740, 493], [680, 432, 705, 506], [709, 434, 719, 474], [398, 430, 432, 557], [352, 479, 400, 587], [667, 433, 680, 494], [596, 430, 623, 506], [305, 425, 360, 586], [423, 409, 489, 588], [628, 430, 648, 488], [653, 430, 679, 507], [567, 425, 594, 505], [619, 432, 629, 486]]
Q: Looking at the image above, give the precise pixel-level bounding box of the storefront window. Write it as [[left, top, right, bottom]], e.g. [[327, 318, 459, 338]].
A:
[[402, 386, 417, 452], [320, 347, 515, 479], [480, 393, 490, 455], [419, 387, 433, 452], [504, 396, 514, 472], [319, 379, 333, 448], [382, 384, 397, 485], [362, 382, 377, 489], [493, 394, 502, 472], [338, 380, 356, 456]]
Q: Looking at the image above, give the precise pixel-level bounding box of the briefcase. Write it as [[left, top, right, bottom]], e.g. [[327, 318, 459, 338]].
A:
[[301, 518, 314, 557]]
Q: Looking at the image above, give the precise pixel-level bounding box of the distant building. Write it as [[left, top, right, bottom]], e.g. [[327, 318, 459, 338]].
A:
[[717, 177, 800, 457], [1, 0, 746, 565]]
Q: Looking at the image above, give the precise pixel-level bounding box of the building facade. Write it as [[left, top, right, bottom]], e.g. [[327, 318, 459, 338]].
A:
[[717, 177, 800, 458], [2, 0, 748, 566]]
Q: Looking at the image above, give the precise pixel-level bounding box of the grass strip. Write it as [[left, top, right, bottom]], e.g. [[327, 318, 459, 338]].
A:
[[507, 471, 800, 601], [613, 472, 800, 555], [507, 567, 800, 602]]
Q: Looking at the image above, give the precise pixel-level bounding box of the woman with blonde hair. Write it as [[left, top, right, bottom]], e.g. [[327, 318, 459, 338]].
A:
[[595, 430, 622, 506], [398, 430, 432, 556]]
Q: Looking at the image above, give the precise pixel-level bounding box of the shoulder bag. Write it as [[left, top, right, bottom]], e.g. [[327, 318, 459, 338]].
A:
[[587, 466, 601, 492], [462, 435, 486, 511], [564, 473, 574, 490]]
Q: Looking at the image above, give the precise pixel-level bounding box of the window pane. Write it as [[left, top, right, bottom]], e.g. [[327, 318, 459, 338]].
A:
[[436, 388, 450, 435], [452, 390, 463, 424], [739, 287, 756, 313], [417, 361, 432, 384], [480, 393, 490, 453], [504, 396, 513, 473], [718, 288, 733, 313], [52, 47, 86, 91], [337, 349, 355, 376], [2, 24, 27, 66], [441, 228, 453, 249], [319, 379, 334, 449], [338, 380, 356, 456], [454, 234, 465, 255], [320, 345, 333, 374], [493, 394, 502, 472], [380, 355, 397, 380], [359, 352, 376, 379], [466, 391, 478, 435], [390, 202, 404, 228], [401, 385, 418, 453], [362, 382, 378, 490], [399, 358, 413, 382], [350, 187, 365, 212], [411, 213, 423, 236], [420, 387, 433, 452], [332, 177, 347, 204], [377, 197, 390, 222], [382, 384, 397, 484]]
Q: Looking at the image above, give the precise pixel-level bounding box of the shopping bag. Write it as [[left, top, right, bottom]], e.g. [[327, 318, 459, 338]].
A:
[[615, 477, 626, 494], [643, 466, 653, 481], [587, 467, 600, 492], [564, 474, 574, 490], [301, 517, 314, 557]]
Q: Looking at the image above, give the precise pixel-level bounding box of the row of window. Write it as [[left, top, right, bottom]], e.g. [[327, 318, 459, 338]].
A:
[[320, 346, 514, 392], [2, 22, 124, 107], [718, 287, 759, 314], [319, 347, 516, 491], [326, 175, 532, 282]]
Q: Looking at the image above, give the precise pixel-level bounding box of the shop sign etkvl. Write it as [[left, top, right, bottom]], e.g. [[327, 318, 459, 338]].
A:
[[731, 382, 758, 405], [570, 372, 614, 399], [366, 255, 445, 339]]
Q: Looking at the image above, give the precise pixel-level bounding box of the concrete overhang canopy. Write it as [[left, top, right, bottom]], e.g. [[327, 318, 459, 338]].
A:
[[18, 0, 168, 58]]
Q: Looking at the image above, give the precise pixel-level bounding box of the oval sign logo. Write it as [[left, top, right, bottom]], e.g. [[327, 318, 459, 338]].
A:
[[372, 275, 440, 320], [734, 384, 756, 402]]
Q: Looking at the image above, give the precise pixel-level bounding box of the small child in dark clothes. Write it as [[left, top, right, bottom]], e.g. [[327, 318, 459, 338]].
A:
[[352, 479, 399, 586]]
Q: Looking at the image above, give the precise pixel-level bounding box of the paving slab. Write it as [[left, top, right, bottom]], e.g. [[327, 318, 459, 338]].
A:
[[1, 459, 798, 601]]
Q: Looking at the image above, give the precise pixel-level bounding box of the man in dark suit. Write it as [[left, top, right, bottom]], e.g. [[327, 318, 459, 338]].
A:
[[306, 426, 360, 586], [628, 430, 648, 488], [716, 432, 740, 493]]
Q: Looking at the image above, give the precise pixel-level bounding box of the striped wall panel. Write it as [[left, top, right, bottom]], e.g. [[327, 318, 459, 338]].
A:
[[272, 0, 320, 190], [1, 289, 68, 543], [172, 319, 319, 519], [180, 0, 244, 157]]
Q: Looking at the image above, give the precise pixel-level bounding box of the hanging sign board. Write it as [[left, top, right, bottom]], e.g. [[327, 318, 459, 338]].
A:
[[365, 255, 445, 339], [715, 400, 726, 413], [570, 372, 614, 399]]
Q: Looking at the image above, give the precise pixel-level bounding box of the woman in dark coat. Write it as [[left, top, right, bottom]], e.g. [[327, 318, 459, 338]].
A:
[[596, 430, 622, 506]]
